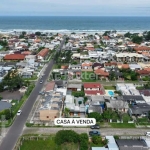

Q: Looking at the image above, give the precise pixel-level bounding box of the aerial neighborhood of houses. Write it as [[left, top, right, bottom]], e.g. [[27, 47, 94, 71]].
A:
[[1, 30, 150, 149]]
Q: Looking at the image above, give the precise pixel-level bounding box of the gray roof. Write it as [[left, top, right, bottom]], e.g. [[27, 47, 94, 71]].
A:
[[130, 103, 150, 115], [123, 95, 145, 101], [91, 95, 105, 102], [67, 83, 82, 89], [116, 139, 148, 150], [0, 101, 11, 111]]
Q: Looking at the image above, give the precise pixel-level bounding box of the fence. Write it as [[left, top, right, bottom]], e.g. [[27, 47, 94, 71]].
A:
[[14, 135, 52, 150]]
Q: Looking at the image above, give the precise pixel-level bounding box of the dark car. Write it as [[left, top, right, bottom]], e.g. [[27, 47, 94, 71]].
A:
[[90, 124, 100, 129], [89, 131, 100, 136]]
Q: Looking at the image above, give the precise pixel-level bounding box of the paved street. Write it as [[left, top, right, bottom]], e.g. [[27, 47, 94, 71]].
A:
[[23, 127, 148, 136], [0, 38, 65, 150]]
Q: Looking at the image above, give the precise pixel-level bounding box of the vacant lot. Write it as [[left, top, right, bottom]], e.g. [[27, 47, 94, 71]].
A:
[[20, 136, 78, 150]]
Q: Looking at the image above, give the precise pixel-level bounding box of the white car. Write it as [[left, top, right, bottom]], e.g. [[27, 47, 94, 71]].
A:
[[17, 110, 22, 116]]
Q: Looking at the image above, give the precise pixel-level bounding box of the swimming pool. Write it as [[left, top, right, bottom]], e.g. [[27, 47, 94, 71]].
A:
[[108, 91, 114, 96]]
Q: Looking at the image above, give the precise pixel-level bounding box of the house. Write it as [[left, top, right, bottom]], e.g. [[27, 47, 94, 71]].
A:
[[105, 100, 129, 112], [104, 62, 117, 68], [134, 46, 150, 53], [69, 64, 81, 70], [81, 62, 93, 69], [72, 53, 80, 59], [107, 67, 123, 79], [129, 103, 150, 117], [136, 69, 150, 78], [67, 83, 82, 91], [39, 110, 59, 121], [4, 54, 25, 61], [45, 81, 55, 92], [117, 63, 129, 69], [0, 101, 12, 111], [115, 53, 143, 62], [37, 48, 49, 61], [65, 95, 86, 117], [116, 139, 148, 150], [84, 83, 105, 96], [129, 64, 142, 70], [25, 55, 36, 64], [106, 136, 119, 150], [94, 68, 109, 79]]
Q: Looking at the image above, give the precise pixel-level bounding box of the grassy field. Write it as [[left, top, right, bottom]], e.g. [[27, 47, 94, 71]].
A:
[[110, 123, 135, 128], [81, 71, 96, 82], [20, 137, 78, 150], [104, 86, 116, 90]]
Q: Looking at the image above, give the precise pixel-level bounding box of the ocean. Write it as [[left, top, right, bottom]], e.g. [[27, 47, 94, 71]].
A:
[[0, 16, 150, 33]]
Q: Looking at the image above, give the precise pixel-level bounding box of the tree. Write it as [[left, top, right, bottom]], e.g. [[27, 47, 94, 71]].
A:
[[63, 107, 70, 117], [145, 31, 150, 41], [83, 97, 88, 104], [35, 32, 41, 36], [55, 130, 79, 145], [92, 136, 102, 144], [132, 35, 143, 44], [103, 31, 111, 36], [88, 112, 102, 122], [124, 32, 132, 38], [79, 133, 88, 150], [0, 109, 11, 120], [102, 109, 112, 121], [78, 101, 82, 106]]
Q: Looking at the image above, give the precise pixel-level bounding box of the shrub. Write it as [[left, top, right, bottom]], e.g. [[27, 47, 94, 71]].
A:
[[55, 130, 79, 145]]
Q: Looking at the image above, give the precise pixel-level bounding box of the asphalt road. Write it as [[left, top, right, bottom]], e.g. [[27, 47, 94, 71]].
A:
[[0, 60, 54, 150], [0, 38, 66, 150]]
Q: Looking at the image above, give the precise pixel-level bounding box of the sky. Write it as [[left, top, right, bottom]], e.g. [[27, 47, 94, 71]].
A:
[[0, 0, 150, 16]]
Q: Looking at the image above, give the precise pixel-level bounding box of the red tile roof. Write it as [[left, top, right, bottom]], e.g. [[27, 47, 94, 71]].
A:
[[94, 69, 109, 76], [37, 48, 49, 57], [84, 90, 105, 95], [134, 46, 150, 51], [61, 65, 69, 69], [45, 81, 55, 92], [137, 69, 150, 75], [82, 62, 93, 67], [84, 83, 101, 88], [4, 54, 25, 60], [105, 62, 117, 66]]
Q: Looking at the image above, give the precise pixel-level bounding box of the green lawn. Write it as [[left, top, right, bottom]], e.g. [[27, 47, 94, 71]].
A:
[[110, 123, 135, 128], [20, 136, 78, 150], [104, 86, 116, 90]]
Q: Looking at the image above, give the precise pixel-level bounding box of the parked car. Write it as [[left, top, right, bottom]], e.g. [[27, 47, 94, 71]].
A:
[[17, 110, 22, 116], [89, 131, 100, 136], [40, 80, 43, 84], [39, 91, 45, 95], [90, 124, 100, 129]]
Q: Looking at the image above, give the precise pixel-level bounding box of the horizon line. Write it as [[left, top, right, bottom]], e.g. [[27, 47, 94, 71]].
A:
[[0, 15, 150, 17]]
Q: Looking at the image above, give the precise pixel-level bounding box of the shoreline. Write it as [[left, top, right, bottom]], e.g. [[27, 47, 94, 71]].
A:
[[0, 29, 148, 34]]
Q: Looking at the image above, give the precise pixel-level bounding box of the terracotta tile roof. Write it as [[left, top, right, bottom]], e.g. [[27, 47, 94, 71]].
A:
[[82, 62, 93, 67], [4, 54, 25, 60], [118, 64, 129, 69], [137, 69, 150, 75], [103, 36, 110, 40], [37, 48, 49, 57], [61, 65, 69, 69], [94, 69, 109, 76], [134, 46, 150, 51], [84, 83, 101, 88], [105, 62, 117, 66], [45, 81, 55, 91], [85, 47, 95, 51], [85, 90, 105, 95], [144, 68, 150, 72]]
